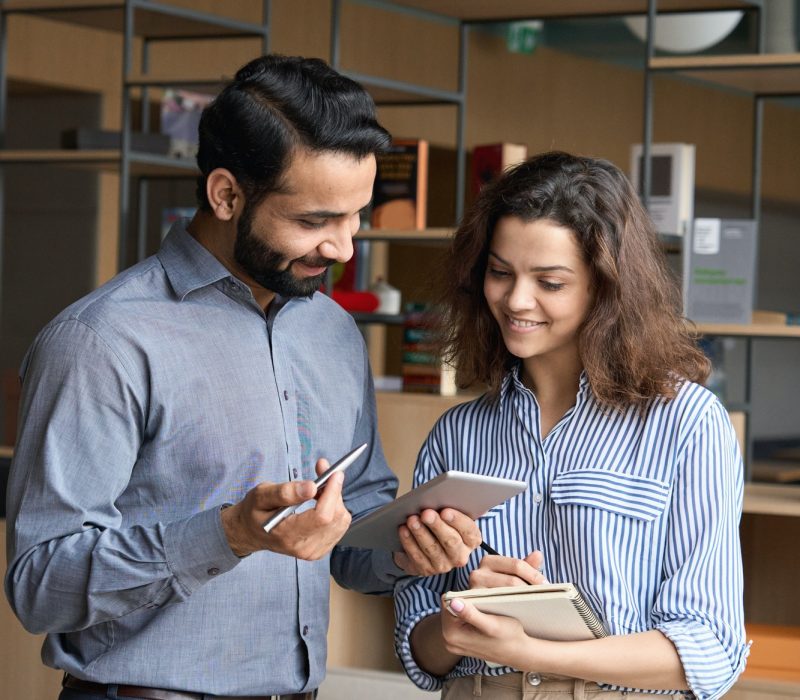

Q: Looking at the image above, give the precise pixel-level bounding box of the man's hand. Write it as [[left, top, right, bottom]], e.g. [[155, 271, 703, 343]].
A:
[[469, 550, 547, 588], [221, 458, 352, 559], [392, 508, 482, 576]]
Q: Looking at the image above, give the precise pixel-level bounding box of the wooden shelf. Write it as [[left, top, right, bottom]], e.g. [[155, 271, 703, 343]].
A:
[[650, 53, 800, 96], [381, 0, 760, 21], [0, 149, 197, 176], [0, 0, 266, 39], [358, 228, 453, 242], [743, 483, 800, 517], [693, 322, 800, 339]]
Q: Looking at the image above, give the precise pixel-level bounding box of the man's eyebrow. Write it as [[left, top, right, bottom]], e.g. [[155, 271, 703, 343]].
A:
[[488, 251, 575, 274], [296, 209, 345, 218], [295, 201, 373, 219]]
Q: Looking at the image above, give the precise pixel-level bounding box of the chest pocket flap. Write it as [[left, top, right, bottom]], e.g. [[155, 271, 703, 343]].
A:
[[551, 469, 671, 522]]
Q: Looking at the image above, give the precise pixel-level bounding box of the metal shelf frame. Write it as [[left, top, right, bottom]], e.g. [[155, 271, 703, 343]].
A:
[[0, 0, 271, 331]]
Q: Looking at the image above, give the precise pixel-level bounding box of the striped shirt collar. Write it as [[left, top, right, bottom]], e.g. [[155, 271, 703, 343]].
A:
[[499, 363, 592, 411]]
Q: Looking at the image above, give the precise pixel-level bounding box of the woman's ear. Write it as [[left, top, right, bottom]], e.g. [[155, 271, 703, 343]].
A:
[[206, 168, 241, 222]]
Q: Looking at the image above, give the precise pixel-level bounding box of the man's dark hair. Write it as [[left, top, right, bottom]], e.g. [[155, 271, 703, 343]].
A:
[[195, 54, 391, 210]]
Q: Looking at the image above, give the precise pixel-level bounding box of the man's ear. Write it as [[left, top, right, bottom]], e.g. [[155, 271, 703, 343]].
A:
[[206, 168, 241, 222]]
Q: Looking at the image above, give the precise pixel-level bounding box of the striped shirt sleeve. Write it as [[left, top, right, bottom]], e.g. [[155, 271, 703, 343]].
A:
[[652, 399, 750, 700], [393, 431, 460, 691]]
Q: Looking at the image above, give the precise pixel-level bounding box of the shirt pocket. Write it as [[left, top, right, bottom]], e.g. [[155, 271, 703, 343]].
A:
[[550, 468, 671, 522], [475, 507, 504, 549]]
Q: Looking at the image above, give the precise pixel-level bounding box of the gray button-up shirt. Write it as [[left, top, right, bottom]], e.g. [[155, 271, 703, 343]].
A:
[[5, 222, 400, 695]]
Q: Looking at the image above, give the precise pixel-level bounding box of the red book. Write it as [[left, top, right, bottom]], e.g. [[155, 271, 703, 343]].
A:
[[471, 142, 528, 199]]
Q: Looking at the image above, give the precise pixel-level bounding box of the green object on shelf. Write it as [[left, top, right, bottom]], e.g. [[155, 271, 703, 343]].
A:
[[506, 21, 542, 55]]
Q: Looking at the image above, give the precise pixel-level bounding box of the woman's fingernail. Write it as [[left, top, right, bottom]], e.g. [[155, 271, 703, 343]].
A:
[[447, 598, 465, 615]]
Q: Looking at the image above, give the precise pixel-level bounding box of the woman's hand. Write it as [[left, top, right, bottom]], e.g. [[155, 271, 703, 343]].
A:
[[469, 549, 547, 588], [440, 596, 533, 669]]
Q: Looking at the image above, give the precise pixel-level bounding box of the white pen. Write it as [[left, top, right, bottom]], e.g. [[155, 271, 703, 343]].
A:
[[262, 442, 368, 533]]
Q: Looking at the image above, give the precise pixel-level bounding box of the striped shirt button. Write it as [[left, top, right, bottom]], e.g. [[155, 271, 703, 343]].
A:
[[533, 492, 543, 504]]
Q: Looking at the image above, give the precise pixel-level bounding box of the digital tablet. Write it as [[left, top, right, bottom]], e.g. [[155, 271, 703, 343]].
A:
[[339, 471, 527, 550]]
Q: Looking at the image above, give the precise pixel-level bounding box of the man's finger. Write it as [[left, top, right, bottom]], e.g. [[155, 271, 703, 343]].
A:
[[315, 458, 331, 478], [438, 508, 483, 549], [255, 480, 316, 512], [399, 517, 445, 574], [419, 511, 464, 557], [312, 470, 346, 519]]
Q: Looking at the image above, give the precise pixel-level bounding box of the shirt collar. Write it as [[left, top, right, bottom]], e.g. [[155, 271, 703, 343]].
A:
[[158, 219, 233, 300], [156, 219, 315, 306], [498, 363, 592, 409]]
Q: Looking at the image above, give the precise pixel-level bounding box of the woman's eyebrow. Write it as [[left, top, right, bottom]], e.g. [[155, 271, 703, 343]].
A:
[[488, 251, 575, 274]]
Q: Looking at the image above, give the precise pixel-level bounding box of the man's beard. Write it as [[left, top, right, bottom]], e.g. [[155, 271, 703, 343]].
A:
[[233, 203, 334, 298]]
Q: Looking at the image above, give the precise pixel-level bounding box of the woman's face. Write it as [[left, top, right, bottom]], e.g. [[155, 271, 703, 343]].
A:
[[483, 216, 594, 367]]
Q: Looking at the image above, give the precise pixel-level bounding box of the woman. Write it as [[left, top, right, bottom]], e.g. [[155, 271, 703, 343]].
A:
[[393, 152, 748, 700]]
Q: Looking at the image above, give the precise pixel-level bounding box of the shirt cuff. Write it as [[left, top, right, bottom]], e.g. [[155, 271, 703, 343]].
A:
[[162, 505, 242, 595], [394, 606, 447, 691], [656, 620, 750, 700], [371, 548, 406, 585]]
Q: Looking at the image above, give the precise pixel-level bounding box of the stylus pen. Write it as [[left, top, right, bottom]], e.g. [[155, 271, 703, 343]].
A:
[[480, 541, 500, 556], [262, 443, 367, 534]]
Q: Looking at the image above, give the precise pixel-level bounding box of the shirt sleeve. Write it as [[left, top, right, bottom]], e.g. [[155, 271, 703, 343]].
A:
[[392, 431, 461, 691], [4, 319, 241, 635], [330, 341, 401, 595], [652, 399, 750, 699]]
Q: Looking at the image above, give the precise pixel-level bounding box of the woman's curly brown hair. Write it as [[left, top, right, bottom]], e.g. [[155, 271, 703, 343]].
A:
[[439, 151, 709, 411]]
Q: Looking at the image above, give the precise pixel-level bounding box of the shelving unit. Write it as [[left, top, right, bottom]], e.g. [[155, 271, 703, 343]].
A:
[[1, 0, 798, 691], [0, 0, 270, 316], [641, 1, 800, 689]]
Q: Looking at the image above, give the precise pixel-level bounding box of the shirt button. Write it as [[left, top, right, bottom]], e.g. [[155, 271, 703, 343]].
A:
[[526, 672, 541, 686], [302, 625, 309, 636], [292, 467, 299, 478], [207, 567, 220, 576], [533, 493, 543, 504], [283, 390, 289, 400]]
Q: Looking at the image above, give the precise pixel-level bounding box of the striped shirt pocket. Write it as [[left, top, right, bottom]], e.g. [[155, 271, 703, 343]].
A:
[[550, 469, 671, 521]]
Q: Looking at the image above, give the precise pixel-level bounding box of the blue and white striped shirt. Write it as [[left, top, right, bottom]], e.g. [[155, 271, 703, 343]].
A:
[[394, 367, 749, 700]]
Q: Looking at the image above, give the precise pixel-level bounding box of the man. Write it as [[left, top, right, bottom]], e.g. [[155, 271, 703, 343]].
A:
[[5, 54, 480, 700]]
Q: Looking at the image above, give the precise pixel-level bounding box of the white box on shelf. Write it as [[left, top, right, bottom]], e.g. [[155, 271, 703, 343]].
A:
[[630, 142, 695, 238]]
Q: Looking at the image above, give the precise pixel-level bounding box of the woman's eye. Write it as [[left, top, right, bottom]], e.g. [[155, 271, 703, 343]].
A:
[[300, 219, 326, 229], [540, 281, 565, 291], [488, 268, 510, 278]]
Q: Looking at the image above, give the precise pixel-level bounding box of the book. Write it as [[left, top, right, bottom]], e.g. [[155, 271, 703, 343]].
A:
[[752, 309, 800, 326], [400, 303, 456, 396], [371, 139, 429, 230], [683, 218, 757, 324], [470, 142, 528, 199], [629, 142, 695, 238], [444, 583, 606, 642]]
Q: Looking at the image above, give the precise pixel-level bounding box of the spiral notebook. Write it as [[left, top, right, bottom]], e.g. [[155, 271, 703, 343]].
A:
[[443, 583, 606, 641]]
